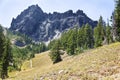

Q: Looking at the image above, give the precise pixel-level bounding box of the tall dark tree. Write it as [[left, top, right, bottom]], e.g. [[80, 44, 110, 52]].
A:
[[84, 24, 94, 48], [49, 40, 62, 64], [77, 25, 85, 48], [106, 22, 113, 44], [2, 39, 12, 79], [114, 0, 120, 41], [94, 16, 105, 47], [0, 25, 6, 79], [0, 25, 13, 79], [67, 30, 76, 55]]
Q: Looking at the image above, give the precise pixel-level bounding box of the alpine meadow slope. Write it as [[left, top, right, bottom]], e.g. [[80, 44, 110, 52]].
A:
[[9, 42, 120, 80]]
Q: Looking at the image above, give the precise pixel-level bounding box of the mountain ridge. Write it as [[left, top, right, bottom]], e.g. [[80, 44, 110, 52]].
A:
[[10, 5, 97, 42]]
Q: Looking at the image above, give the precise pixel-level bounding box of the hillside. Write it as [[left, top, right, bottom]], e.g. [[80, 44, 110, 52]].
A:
[[8, 42, 120, 80]]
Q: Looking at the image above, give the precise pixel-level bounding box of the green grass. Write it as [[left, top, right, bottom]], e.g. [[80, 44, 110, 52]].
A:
[[8, 42, 120, 80]]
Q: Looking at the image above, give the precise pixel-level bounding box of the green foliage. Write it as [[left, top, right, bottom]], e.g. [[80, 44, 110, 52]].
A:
[[61, 25, 94, 55], [0, 25, 13, 79], [114, 0, 120, 41], [77, 25, 85, 48], [49, 24, 94, 56], [106, 23, 113, 44], [1, 39, 13, 78], [94, 16, 105, 47], [31, 42, 47, 53], [49, 40, 62, 64], [67, 29, 76, 55], [84, 24, 94, 49], [6, 30, 48, 71], [11, 45, 34, 71], [11, 42, 47, 71]]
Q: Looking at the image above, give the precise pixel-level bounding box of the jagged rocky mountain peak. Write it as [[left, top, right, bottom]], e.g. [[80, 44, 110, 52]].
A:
[[10, 5, 97, 43]]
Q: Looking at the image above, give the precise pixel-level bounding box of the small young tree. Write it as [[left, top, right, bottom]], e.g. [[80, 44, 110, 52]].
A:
[[49, 40, 62, 64]]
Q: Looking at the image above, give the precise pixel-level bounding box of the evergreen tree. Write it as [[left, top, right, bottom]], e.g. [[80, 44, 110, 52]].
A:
[[77, 25, 85, 48], [84, 24, 94, 48], [106, 23, 113, 44], [49, 40, 62, 64], [114, 0, 120, 41], [1, 39, 12, 79], [67, 30, 76, 55], [60, 32, 68, 50], [94, 16, 105, 47], [0, 25, 6, 79], [0, 25, 13, 79]]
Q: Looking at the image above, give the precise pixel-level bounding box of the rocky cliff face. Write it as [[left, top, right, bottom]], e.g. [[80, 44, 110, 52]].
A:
[[10, 5, 97, 42]]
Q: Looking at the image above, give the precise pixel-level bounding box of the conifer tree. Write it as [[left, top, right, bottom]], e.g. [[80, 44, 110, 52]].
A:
[[114, 0, 120, 41], [67, 30, 76, 55], [0, 25, 13, 79], [84, 24, 94, 48], [106, 23, 113, 44], [49, 40, 62, 64], [2, 39, 12, 79], [0, 25, 6, 78], [77, 25, 85, 48], [94, 16, 105, 47]]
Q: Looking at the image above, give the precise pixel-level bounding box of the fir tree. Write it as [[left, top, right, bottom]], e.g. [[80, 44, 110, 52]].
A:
[[67, 30, 76, 55], [84, 24, 94, 48], [106, 22, 113, 44], [94, 16, 105, 47], [49, 40, 62, 64], [114, 0, 120, 41], [0, 25, 13, 79], [77, 25, 85, 48], [2, 39, 12, 79], [0, 25, 6, 79]]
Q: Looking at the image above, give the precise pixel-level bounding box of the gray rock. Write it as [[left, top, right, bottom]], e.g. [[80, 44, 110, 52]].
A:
[[9, 5, 97, 43]]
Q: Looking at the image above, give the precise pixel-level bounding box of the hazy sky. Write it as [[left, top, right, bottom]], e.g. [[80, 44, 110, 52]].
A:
[[0, 0, 115, 28]]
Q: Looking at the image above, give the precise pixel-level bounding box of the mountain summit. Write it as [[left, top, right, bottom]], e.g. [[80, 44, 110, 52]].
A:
[[10, 5, 97, 42]]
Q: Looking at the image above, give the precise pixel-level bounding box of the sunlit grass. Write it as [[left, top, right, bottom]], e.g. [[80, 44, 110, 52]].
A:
[[8, 42, 120, 80]]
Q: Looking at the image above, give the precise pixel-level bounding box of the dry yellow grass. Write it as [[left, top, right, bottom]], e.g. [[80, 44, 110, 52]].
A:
[[8, 42, 120, 80]]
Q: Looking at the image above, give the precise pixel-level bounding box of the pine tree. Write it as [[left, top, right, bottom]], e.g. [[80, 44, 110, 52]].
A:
[[67, 30, 76, 55], [77, 25, 85, 48], [0, 25, 13, 79], [49, 40, 62, 64], [106, 23, 113, 44], [0, 25, 6, 79], [84, 24, 94, 48], [114, 0, 120, 41], [94, 16, 105, 47], [2, 39, 12, 79], [60, 32, 68, 50]]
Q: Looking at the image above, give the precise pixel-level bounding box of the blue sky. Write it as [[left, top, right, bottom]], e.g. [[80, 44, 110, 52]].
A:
[[0, 0, 115, 28]]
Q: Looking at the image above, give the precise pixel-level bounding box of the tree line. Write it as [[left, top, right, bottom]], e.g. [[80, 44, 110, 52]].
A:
[[49, 16, 113, 63], [49, 0, 120, 64]]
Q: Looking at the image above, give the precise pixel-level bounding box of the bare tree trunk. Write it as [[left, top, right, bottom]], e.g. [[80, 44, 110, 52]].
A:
[[30, 59, 32, 68]]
